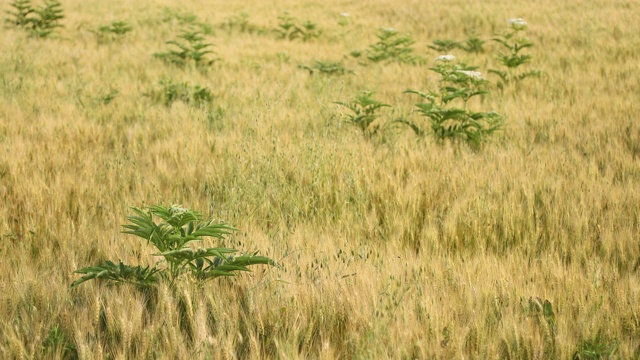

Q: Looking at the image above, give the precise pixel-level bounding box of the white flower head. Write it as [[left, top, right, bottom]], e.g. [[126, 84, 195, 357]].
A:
[[436, 54, 456, 62], [457, 70, 484, 80], [382, 27, 396, 33], [169, 204, 188, 215], [340, 12, 350, 17], [508, 18, 527, 30]]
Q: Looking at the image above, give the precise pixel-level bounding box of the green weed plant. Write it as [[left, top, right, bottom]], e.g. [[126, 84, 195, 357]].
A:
[[403, 55, 503, 147], [93, 21, 132, 43], [148, 79, 213, 107], [71, 205, 275, 289], [490, 18, 540, 85], [335, 91, 391, 136], [153, 28, 217, 67], [160, 7, 213, 35], [429, 30, 486, 54], [5, 0, 64, 38], [364, 27, 422, 64], [275, 11, 320, 41]]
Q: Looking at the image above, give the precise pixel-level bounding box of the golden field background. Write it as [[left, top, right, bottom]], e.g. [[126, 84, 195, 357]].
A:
[[1, 0, 639, 358]]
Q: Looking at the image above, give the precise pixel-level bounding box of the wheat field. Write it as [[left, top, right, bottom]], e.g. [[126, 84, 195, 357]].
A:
[[1, 0, 639, 358]]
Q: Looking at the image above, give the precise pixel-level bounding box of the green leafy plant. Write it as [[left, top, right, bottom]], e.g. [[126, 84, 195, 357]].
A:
[[460, 31, 486, 53], [148, 79, 213, 107], [5, 0, 63, 38], [334, 91, 391, 136], [572, 330, 619, 359], [427, 39, 459, 52], [275, 11, 320, 41], [93, 20, 132, 42], [365, 28, 422, 64], [99, 20, 131, 35], [42, 323, 77, 358], [31, 0, 63, 37], [71, 205, 275, 288], [153, 28, 217, 67], [298, 60, 351, 75], [5, 0, 34, 27], [402, 55, 503, 147], [275, 11, 298, 40], [299, 20, 320, 41], [161, 7, 213, 35], [429, 31, 486, 54], [490, 18, 540, 85]]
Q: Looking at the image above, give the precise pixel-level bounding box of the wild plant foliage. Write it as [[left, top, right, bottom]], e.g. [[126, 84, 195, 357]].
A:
[[5, 0, 64, 38], [153, 28, 217, 67], [572, 330, 620, 359], [147, 79, 213, 107], [5, 0, 33, 27], [334, 91, 391, 136], [93, 20, 132, 43], [403, 55, 503, 147], [275, 11, 320, 41], [71, 205, 275, 288], [160, 7, 213, 35], [490, 18, 541, 85], [363, 28, 422, 64], [429, 30, 486, 54]]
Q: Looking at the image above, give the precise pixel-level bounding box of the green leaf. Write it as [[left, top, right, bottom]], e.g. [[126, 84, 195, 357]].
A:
[[393, 118, 425, 137], [212, 264, 250, 272], [492, 37, 513, 50], [71, 261, 160, 288], [191, 223, 237, 238], [488, 69, 508, 82]]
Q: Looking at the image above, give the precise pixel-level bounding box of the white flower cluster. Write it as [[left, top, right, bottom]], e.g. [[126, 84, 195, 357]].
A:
[[457, 70, 484, 80], [436, 54, 456, 62], [382, 27, 397, 33], [508, 18, 528, 30], [340, 12, 350, 18]]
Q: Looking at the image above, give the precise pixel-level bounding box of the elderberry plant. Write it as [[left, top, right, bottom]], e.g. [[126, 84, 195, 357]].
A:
[[490, 18, 540, 85], [275, 11, 320, 41], [335, 91, 391, 136], [71, 205, 275, 289], [153, 28, 217, 67], [5, 0, 64, 38], [364, 27, 422, 64], [402, 55, 503, 147]]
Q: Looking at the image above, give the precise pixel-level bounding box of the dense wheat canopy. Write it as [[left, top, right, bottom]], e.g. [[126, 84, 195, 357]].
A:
[[1, 0, 639, 358]]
